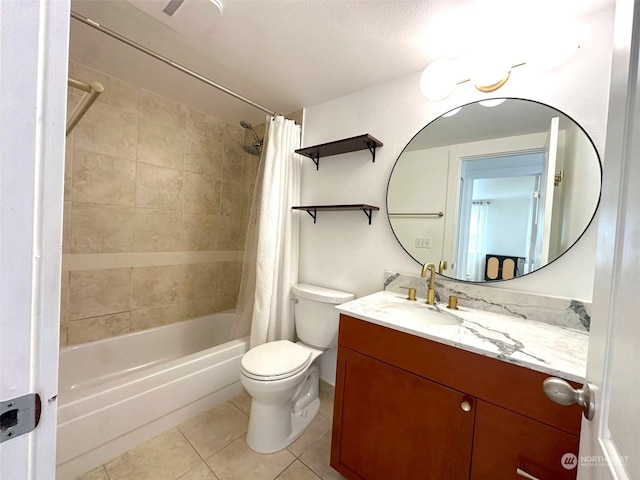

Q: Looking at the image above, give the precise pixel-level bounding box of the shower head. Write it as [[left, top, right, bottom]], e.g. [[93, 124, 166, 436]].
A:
[[239, 120, 261, 144], [243, 142, 262, 156]]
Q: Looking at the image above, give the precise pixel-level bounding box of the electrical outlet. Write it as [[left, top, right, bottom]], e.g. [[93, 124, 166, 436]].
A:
[[415, 237, 432, 249]]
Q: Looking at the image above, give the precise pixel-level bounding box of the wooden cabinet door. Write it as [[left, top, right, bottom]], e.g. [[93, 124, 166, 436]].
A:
[[470, 400, 579, 480], [331, 347, 475, 480]]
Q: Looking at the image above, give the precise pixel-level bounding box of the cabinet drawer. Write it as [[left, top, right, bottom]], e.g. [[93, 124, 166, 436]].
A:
[[338, 314, 582, 436], [470, 400, 579, 480]]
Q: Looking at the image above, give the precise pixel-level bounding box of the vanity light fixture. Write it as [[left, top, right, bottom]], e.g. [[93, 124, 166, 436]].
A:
[[419, 11, 583, 102], [420, 59, 526, 101]]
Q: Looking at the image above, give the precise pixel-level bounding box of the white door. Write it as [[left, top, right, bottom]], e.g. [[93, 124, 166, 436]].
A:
[[0, 0, 69, 478], [535, 116, 559, 269], [574, 0, 640, 478]]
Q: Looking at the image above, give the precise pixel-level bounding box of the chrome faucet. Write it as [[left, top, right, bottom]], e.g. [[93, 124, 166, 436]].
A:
[[420, 262, 436, 305]]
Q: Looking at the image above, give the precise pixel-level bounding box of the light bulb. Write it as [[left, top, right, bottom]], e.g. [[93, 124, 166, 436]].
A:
[[420, 59, 458, 101], [443, 107, 462, 117], [478, 98, 506, 107], [525, 17, 582, 72]]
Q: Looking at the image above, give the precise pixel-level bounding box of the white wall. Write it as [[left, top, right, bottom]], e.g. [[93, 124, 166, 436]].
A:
[[299, 7, 614, 384], [387, 146, 449, 264], [300, 7, 612, 304]]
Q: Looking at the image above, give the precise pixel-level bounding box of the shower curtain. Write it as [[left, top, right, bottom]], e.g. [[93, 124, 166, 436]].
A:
[[232, 115, 302, 348]]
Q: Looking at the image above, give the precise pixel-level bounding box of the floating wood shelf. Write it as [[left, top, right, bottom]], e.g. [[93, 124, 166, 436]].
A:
[[295, 134, 383, 170], [292, 204, 380, 225]]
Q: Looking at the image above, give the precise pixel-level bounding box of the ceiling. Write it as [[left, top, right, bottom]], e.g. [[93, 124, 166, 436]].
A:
[[69, 0, 614, 127]]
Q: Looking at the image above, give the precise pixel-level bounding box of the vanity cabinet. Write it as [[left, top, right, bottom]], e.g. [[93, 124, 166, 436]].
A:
[[331, 314, 582, 480]]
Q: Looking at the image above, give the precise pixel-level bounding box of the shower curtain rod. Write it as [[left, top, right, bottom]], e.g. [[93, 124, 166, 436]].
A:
[[70, 11, 277, 117], [66, 77, 104, 136]]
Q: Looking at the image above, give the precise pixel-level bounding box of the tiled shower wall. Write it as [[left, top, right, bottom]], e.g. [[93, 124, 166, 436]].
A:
[[60, 62, 258, 346]]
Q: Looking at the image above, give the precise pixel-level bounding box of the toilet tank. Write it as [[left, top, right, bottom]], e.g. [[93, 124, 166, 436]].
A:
[[292, 284, 354, 349]]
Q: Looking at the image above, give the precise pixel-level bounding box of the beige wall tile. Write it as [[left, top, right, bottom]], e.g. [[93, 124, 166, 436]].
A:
[[217, 261, 242, 296], [67, 312, 131, 345], [59, 322, 68, 348], [220, 181, 247, 218], [187, 298, 217, 318], [133, 209, 183, 252], [139, 89, 187, 129], [72, 150, 135, 206], [185, 134, 223, 178], [70, 203, 134, 254], [224, 123, 244, 147], [62, 201, 71, 254], [222, 144, 244, 182], [130, 303, 189, 331], [184, 172, 220, 214], [62, 61, 253, 347], [60, 271, 69, 325], [178, 263, 217, 301], [137, 116, 186, 170], [131, 265, 182, 309], [215, 294, 237, 312], [245, 155, 259, 185], [130, 298, 217, 332], [75, 65, 139, 112], [187, 109, 224, 142], [136, 163, 183, 211], [69, 268, 132, 320], [64, 133, 73, 201], [182, 213, 218, 251], [213, 215, 246, 251], [74, 101, 138, 161]]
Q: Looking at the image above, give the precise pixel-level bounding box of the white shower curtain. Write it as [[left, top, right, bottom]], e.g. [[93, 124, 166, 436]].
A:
[[232, 115, 301, 348], [466, 201, 490, 281]]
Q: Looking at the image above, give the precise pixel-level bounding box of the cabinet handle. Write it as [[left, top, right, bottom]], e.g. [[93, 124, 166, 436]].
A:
[[460, 401, 471, 412], [516, 468, 541, 480]]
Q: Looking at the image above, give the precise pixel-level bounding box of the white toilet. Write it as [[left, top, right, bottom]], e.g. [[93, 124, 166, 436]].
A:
[[240, 283, 354, 454]]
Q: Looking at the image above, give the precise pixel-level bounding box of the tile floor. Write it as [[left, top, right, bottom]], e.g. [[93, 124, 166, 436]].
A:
[[75, 389, 346, 480]]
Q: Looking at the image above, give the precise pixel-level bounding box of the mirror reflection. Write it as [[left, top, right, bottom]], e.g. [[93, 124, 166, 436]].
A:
[[387, 98, 602, 282]]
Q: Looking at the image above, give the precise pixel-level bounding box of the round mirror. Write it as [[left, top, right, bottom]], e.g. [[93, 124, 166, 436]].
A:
[[387, 98, 602, 282]]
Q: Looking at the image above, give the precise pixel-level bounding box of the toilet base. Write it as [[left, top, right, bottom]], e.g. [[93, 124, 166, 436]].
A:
[[246, 397, 320, 454]]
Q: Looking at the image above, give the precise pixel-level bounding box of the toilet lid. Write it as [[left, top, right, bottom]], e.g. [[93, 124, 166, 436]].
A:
[[241, 340, 311, 379]]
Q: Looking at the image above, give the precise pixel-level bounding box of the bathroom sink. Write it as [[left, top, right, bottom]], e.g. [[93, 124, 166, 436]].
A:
[[383, 304, 462, 326]]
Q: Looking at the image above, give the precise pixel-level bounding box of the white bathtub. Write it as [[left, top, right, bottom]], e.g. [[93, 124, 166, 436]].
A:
[[56, 312, 249, 480]]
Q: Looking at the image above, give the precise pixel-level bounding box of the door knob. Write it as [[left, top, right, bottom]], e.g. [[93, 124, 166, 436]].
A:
[[543, 377, 595, 420], [460, 400, 472, 412]]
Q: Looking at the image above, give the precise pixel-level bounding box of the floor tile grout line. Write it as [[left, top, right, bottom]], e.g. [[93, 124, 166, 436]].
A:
[[176, 401, 249, 464], [176, 424, 209, 464], [101, 464, 112, 480], [272, 456, 298, 480]]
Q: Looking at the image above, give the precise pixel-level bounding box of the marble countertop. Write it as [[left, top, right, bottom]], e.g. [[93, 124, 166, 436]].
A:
[[336, 290, 588, 383]]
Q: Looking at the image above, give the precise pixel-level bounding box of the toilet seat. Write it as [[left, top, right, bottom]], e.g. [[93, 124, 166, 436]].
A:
[[241, 340, 312, 381]]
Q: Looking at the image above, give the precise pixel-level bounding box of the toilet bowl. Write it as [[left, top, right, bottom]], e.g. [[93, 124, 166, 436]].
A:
[[240, 284, 354, 454]]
